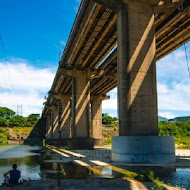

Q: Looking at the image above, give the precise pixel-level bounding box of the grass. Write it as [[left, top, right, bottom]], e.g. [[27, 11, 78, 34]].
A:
[[175, 137, 190, 149], [103, 122, 190, 148], [123, 170, 164, 190]]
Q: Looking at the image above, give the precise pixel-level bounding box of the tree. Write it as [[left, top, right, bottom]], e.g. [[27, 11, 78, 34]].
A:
[[9, 115, 27, 127], [0, 118, 9, 126], [0, 107, 15, 119], [102, 116, 118, 124], [27, 114, 40, 127]]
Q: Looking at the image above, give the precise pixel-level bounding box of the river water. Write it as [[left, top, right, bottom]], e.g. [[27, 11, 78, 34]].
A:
[[0, 145, 190, 189], [0, 145, 41, 184]]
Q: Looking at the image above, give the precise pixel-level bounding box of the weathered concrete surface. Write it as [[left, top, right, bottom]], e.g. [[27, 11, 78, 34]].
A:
[[72, 70, 90, 137], [59, 95, 71, 138], [117, 1, 158, 136], [45, 138, 69, 146], [91, 95, 104, 146], [45, 114, 51, 139], [112, 136, 175, 163], [52, 105, 59, 139], [68, 137, 94, 150]]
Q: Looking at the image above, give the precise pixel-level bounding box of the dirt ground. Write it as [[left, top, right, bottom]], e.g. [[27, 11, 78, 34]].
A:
[[0, 178, 185, 190]]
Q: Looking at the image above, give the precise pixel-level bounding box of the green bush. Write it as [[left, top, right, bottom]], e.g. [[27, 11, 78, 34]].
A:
[[105, 124, 116, 128], [104, 137, 111, 145], [0, 118, 9, 126], [159, 121, 190, 147]]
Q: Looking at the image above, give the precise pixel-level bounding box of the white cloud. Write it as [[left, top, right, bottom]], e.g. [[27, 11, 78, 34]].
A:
[[157, 43, 190, 113], [0, 60, 56, 116], [158, 112, 176, 119], [157, 44, 190, 82], [157, 82, 190, 111], [102, 88, 117, 110]]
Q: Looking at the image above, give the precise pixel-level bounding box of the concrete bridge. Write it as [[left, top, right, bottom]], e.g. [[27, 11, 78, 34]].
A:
[[42, 0, 190, 163]]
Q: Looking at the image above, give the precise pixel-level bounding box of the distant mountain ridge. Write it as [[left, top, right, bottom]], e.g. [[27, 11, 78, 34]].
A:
[[168, 116, 190, 122], [158, 116, 168, 121], [158, 116, 190, 122]]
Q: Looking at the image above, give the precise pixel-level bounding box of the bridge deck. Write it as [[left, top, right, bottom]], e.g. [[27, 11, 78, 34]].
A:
[[44, 0, 190, 114]]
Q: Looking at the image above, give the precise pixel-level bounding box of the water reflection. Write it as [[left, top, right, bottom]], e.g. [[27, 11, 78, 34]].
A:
[[0, 145, 41, 158]]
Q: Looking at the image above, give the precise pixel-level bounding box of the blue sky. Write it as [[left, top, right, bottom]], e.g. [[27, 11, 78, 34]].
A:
[[0, 0, 190, 119]]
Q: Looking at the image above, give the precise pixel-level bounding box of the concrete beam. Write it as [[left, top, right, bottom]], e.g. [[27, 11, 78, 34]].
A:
[[185, 4, 190, 17], [59, 67, 73, 77], [90, 70, 104, 79], [92, 0, 161, 9], [92, 0, 120, 11], [93, 0, 183, 13], [153, 1, 184, 13], [54, 93, 71, 101]]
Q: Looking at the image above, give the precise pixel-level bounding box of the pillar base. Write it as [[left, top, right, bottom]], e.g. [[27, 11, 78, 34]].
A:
[[111, 136, 175, 163], [94, 138, 104, 146], [68, 137, 94, 150], [45, 138, 68, 146]]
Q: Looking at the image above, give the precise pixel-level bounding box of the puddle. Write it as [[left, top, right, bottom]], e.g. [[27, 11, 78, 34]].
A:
[[40, 162, 112, 179]]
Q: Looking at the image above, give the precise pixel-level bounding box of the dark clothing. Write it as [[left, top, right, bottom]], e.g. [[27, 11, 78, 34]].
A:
[[9, 169, 21, 184]]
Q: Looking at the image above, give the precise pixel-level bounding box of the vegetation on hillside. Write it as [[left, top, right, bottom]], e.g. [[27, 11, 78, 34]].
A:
[[0, 107, 40, 127], [0, 106, 41, 144], [0, 127, 33, 144], [168, 116, 190, 122], [102, 114, 190, 148], [102, 114, 118, 144], [159, 121, 190, 148]]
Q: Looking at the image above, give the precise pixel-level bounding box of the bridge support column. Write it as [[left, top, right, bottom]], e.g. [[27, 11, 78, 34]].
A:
[[53, 94, 71, 146], [45, 105, 56, 145], [112, 1, 175, 163], [91, 94, 109, 146], [45, 113, 51, 139], [69, 69, 94, 149], [60, 96, 71, 139], [52, 105, 59, 139]]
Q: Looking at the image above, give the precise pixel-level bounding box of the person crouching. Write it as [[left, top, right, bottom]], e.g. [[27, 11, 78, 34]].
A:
[[3, 164, 21, 185]]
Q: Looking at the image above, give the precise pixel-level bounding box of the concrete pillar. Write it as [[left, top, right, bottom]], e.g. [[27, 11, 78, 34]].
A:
[[50, 108, 54, 139], [60, 95, 71, 138], [69, 69, 94, 149], [49, 94, 71, 146], [91, 95, 110, 146], [52, 105, 59, 139], [45, 114, 51, 139], [117, 1, 158, 136], [72, 70, 90, 137], [112, 0, 175, 163]]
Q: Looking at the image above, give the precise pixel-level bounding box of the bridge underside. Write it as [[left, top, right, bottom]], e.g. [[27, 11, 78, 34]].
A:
[[42, 0, 190, 163]]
